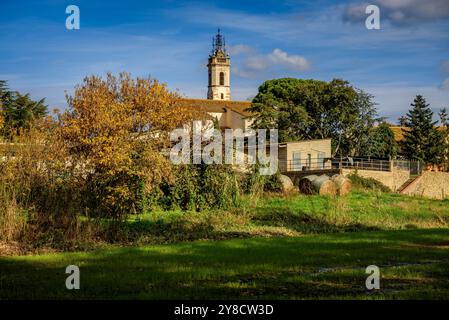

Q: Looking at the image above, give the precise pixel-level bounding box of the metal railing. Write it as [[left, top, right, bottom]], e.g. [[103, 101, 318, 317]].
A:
[[279, 157, 416, 173], [394, 159, 424, 176], [279, 158, 333, 172], [331, 157, 392, 172]]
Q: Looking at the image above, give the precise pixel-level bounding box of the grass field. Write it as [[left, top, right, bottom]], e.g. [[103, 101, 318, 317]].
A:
[[122, 191, 449, 245], [1, 229, 449, 299], [1, 190, 449, 299]]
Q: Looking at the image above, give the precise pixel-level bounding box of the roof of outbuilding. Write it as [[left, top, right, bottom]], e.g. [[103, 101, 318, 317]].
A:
[[389, 126, 408, 142], [179, 98, 253, 117]]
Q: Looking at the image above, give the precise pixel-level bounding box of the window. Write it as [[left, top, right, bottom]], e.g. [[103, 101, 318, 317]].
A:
[[306, 153, 312, 169], [292, 151, 301, 171], [220, 72, 225, 86], [208, 71, 211, 86], [317, 152, 325, 169], [221, 93, 224, 99]]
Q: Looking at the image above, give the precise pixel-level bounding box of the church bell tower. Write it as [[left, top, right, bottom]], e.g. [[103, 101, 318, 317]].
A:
[[207, 29, 231, 100]]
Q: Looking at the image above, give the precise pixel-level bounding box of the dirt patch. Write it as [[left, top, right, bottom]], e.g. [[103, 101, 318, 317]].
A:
[[402, 242, 449, 249]]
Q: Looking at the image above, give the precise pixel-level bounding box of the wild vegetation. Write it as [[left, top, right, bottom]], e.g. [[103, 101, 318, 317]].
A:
[[1, 75, 449, 299], [1, 74, 449, 255], [0, 74, 281, 253]]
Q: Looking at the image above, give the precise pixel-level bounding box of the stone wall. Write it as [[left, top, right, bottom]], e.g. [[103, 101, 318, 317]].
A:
[[401, 172, 449, 199], [341, 168, 410, 192]]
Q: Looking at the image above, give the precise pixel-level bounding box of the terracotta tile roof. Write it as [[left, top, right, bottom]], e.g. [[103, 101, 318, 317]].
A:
[[179, 98, 253, 117], [389, 126, 408, 142]]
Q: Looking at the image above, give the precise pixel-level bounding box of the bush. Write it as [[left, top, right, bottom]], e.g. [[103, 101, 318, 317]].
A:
[[263, 171, 284, 193], [241, 165, 283, 198], [83, 170, 146, 218], [0, 125, 84, 246], [0, 182, 27, 242], [59, 73, 198, 219], [153, 164, 241, 211], [347, 173, 391, 192]]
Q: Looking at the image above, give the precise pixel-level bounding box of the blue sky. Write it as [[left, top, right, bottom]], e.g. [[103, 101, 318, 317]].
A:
[[1, 0, 448, 122]]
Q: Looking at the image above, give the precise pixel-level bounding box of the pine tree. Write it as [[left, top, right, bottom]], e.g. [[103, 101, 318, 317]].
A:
[[397, 116, 407, 127], [439, 107, 449, 170], [401, 95, 443, 165], [0, 80, 48, 136], [0, 80, 12, 103]]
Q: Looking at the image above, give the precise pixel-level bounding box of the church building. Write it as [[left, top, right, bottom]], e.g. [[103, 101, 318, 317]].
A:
[[178, 29, 332, 172], [179, 29, 253, 131]]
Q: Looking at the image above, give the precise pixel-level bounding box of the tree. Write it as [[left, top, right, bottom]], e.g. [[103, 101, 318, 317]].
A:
[[247, 78, 378, 156], [364, 122, 398, 158], [60, 73, 198, 218], [439, 107, 449, 170], [3, 93, 47, 131], [0, 81, 10, 131], [0, 80, 12, 103], [0, 80, 48, 136], [401, 95, 443, 165], [397, 116, 407, 127]]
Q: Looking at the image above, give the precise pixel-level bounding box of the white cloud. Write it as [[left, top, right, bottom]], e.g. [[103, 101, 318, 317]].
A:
[[440, 78, 449, 90], [343, 0, 449, 25], [245, 55, 271, 71], [269, 49, 310, 71], [442, 60, 449, 73], [228, 44, 254, 56], [243, 48, 310, 74], [232, 66, 256, 78]]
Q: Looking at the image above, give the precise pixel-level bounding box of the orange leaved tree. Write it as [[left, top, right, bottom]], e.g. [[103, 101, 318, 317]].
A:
[[60, 73, 198, 219]]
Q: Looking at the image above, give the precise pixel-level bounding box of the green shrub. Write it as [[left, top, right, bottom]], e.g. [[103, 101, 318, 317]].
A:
[[241, 165, 283, 198], [347, 173, 391, 192], [263, 171, 283, 192], [152, 164, 241, 211], [83, 170, 145, 218]]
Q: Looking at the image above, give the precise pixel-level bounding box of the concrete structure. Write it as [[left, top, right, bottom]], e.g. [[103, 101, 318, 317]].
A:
[[278, 139, 332, 172], [400, 171, 449, 199], [207, 29, 231, 101], [341, 167, 410, 192]]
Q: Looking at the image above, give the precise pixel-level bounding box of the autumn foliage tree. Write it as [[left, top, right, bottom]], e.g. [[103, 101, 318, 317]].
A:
[[60, 73, 197, 218]]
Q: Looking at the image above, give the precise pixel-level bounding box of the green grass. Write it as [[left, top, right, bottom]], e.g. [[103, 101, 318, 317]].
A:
[[2, 190, 449, 299], [1, 229, 448, 299], [119, 191, 449, 246], [251, 191, 449, 230]]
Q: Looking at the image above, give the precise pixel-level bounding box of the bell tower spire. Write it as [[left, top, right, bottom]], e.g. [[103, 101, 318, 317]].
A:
[[207, 28, 231, 100]]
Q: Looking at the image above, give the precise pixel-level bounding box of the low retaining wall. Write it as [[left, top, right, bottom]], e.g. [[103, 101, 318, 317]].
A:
[[401, 172, 449, 200], [341, 168, 410, 192]]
